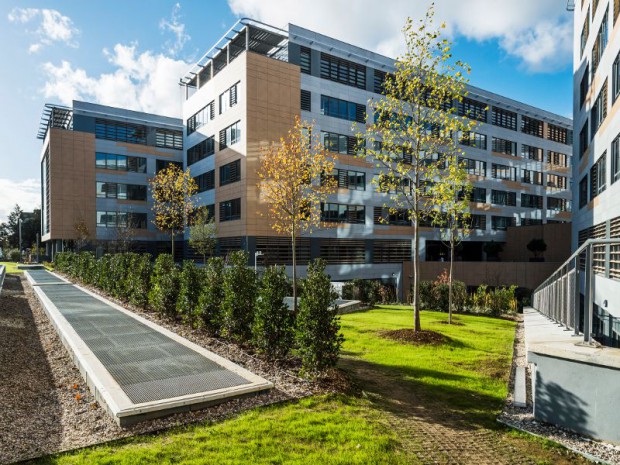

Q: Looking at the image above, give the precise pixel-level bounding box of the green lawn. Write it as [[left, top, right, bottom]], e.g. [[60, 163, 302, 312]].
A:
[[0, 261, 22, 273]]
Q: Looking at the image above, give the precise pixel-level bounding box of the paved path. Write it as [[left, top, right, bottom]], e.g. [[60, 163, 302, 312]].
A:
[[26, 270, 272, 426]]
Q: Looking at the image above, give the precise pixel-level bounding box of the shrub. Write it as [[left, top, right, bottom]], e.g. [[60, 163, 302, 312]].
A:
[[127, 253, 152, 308], [431, 281, 467, 313], [221, 251, 257, 342], [54, 252, 72, 273], [176, 260, 203, 328], [8, 249, 21, 262], [149, 254, 179, 318], [296, 259, 343, 374], [198, 257, 225, 335], [418, 280, 434, 308], [470, 284, 490, 314], [76, 252, 96, 284], [342, 279, 382, 304], [253, 265, 295, 359], [488, 285, 518, 316]]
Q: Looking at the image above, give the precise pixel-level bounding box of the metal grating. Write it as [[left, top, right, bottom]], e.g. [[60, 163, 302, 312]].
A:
[[36, 275, 250, 404], [28, 269, 69, 285]]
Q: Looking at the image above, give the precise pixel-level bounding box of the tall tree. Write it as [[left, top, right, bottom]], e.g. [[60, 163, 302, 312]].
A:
[[0, 204, 24, 249], [358, 6, 476, 332], [189, 208, 217, 264], [257, 117, 337, 313], [150, 165, 198, 258]]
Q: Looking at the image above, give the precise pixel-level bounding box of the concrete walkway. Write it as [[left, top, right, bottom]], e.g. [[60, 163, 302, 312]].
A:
[[25, 270, 272, 426]]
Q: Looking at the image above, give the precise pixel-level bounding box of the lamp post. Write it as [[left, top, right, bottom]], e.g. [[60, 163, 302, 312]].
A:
[[254, 250, 263, 273], [18, 216, 22, 263]]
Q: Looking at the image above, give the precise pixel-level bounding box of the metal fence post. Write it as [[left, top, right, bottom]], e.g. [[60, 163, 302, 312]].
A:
[[584, 245, 593, 344], [573, 255, 580, 336]]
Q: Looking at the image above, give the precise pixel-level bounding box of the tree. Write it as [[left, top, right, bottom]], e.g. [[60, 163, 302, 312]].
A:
[[150, 165, 198, 258], [357, 6, 476, 332], [257, 117, 337, 313], [111, 211, 137, 253], [527, 238, 547, 261], [189, 208, 217, 264], [0, 204, 24, 249], [73, 216, 91, 252], [431, 154, 472, 324]]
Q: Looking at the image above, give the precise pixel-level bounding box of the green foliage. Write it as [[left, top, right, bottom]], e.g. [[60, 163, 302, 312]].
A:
[[176, 260, 203, 327], [468, 284, 518, 316], [221, 251, 257, 342], [418, 279, 466, 312], [149, 254, 180, 318], [198, 257, 225, 335], [296, 259, 343, 373], [253, 265, 295, 359], [527, 238, 547, 258], [341, 279, 391, 305], [189, 210, 217, 264], [8, 249, 21, 262], [75, 252, 96, 284], [126, 253, 152, 308]]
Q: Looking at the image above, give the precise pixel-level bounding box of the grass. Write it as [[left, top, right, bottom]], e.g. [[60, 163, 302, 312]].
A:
[[0, 261, 22, 273], [35, 306, 586, 464]]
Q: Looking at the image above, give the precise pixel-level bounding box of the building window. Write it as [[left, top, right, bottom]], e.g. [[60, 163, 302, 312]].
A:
[[491, 163, 517, 181], [491, 107, 517, 131], [187, 101, 215, 135], [579, 175, 589, 208], [548, 197, 570, 212], [461, 157, 487, 176], [155, 129, 183, 149], [459, 131, 487, 150], [458, 97, 487, 122], [187, 137, 215, 166], [522, 169, 543, 185], [374, 69, 388, 94], [219, 82, 239, 114], [521, 193, 543, 209], [373, 207, 410, 226], [326, 169, 365, 190], [591, 79, 608, 136], [521, 115, 544, 138], [470, 214, 487, 230], [322, 131, 356, 155], [491, 137, 516, 156], [581, 65, 590, 107], [592, 7, 609, 74], [321, 203, 365, 224], [547, 151, 568, 167], [547, 173, 568, 190], [219, 198, 241, 222], [95, 153, 147, 173], [491, 216, 514, 231], [546, 124, 571, 145], [491, 190, 517, 206], [470, 187, 487, 203], [194, 170, 215, 193], [219, 159, 241, 186], [300, 46, 311, 74], [581, 8, 590, 56], [521, 218, 543, 226], [97, 211, 147, 229], [580, 121, 589, 158], [219, 121, 241, 149], [95, 119, 147, 145], [613, 133, 620, 183], [521, 144, 543, 161], [320, 52, 366, 89], [590, 152, 607, 199], [301, 89, 311, 111], [156, 160, 182, 173], [320, 95, 365, 123]]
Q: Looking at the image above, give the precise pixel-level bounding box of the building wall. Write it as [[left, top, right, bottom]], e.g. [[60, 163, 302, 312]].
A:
[[501, 222, 571, 262]]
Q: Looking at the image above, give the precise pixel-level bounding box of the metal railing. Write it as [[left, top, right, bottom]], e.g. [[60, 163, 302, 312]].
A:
[[532, 238, 620, 345]]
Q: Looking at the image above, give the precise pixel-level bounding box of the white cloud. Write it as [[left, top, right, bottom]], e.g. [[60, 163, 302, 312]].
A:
[[0, 179, 41, 223], [160, 3, 190, 56], [227, 0, 572, 73], [8, 7, 79, 53], [41, 44, 189, 117]]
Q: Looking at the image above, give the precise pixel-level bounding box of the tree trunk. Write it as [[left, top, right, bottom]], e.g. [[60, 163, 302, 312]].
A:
[[292, 229, 297, 314], [413, 221, 421, 333], [203, 253, 206, 265], [449, 233, 454, 325]]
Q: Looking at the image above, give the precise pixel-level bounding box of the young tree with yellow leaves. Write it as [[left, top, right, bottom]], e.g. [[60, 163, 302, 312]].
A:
[[357, 5, 477, 333], [257, 117, 337, 313], [150, 164, 198, 259]]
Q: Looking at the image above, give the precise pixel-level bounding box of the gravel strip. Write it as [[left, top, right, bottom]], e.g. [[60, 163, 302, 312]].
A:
[[500, 314, 620, 465], [0, 275, 342, 465]]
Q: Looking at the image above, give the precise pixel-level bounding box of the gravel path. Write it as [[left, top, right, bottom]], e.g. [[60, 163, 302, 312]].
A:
[[499, 314, 620, 465], [0, 275, 339, 464]]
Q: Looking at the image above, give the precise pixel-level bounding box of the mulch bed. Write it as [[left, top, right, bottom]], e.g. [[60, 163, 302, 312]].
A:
[[379, 329, 447, 345]]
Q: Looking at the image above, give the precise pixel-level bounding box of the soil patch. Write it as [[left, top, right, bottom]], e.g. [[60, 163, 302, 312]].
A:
[[438, 320, 465, 326], [379, 328, 447, 345]]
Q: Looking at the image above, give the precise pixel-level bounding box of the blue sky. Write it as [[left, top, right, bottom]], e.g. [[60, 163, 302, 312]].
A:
[[0, 0, 574, 221]]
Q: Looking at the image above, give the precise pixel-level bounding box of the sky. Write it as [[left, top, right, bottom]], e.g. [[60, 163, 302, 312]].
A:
[[0, 0, 575, 222]]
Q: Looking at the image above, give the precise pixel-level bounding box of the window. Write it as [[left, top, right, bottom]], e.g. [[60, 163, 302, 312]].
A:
[[470, 214, 487, 230], [220, 159, 241, 186], [581, 65, 590, 107], [521, 218, 543, 226], [522, 169, 543, 185], [320, 239, 366, 264], [461, 157, 487, 176], [547, 173, 568, 190], [547, 124, 571, 145], [470, 187, 487, 203], [321, 203, 365, 224], [219, 121, 241, 149], [590, 152, 607, 199], [156, 160, 182, 173], [194, 170, 215, 193], [95, 153, 146, 173], [491, 107, 517, 130], [592, 8, 609, 73], [521, 144, 543, 161], [320, 52, 366, 89], [580, 121, 589, 158], [320, 95, 365, 123], [95, 119, 146, 145], [491, 163, 517, 181], [219, 82, 239, 114], [492, 137, 516, 156], [187, 101, 215, 135], [491, 216, 514, 231], [458, 97, 487, 122], [591, 79, 608, 136], [547, 151, 568, 167], [459, 131, 487, 150], [219, 198, 241, 221], [579, 175, 589, 208], [613, 133, 620, 183], [187, 137, 215, 165], [301, 90, 311, 111], [97, 211, 147, 229], [374, 69, 388, 94], [373, 207, 410, 226], [548, 198, 570, 212], [491, 190, 517, 206], [322, 131, 356, 155], [581, 8, 590, 55], [326, 169, 365, 190], [521, 115, 544, 138], [521, 193, 543, 209], [614, 53, 620, 103], [155, 129, 183, 149], [300, 46, 311, 74]]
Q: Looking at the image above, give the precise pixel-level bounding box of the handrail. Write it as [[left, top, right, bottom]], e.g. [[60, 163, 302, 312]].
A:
[[0, 265, 5, 295]]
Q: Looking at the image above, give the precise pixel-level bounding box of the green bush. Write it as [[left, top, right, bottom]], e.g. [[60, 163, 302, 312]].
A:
[[8, 249, 21, 262], [221, 251, 257, 342], [296, 259, 343, 374], [176, 260, 203, 328], [54, 252, 72, 274], [253, 265, 295, 359], [431, 281, 467, 313], [488, 285, 518, 316], [418, 280, 434, 309], [126, 253, 152, 308], [198, 257, 225, 335], [149, 254, 179, 318], [76, 252, 96, 284], [342, 279, 382, 304]]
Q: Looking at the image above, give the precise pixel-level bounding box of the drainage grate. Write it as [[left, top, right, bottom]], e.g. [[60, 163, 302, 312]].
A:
[[27, 270, 68, 285], [36, 273, 250, 404]]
